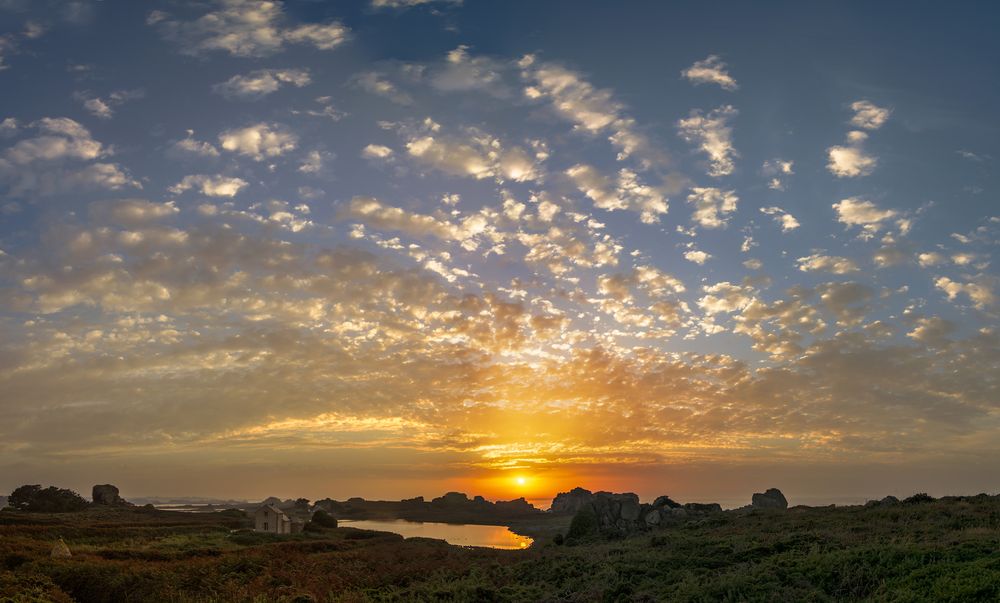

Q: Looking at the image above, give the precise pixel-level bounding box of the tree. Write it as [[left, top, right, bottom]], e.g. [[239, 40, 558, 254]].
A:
[[8, 485, 89, 512]]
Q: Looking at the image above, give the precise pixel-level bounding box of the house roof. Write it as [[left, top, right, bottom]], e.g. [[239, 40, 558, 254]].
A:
[[256, 504, 289, 518]]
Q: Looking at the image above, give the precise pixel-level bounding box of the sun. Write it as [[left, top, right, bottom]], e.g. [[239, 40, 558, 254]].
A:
[[515, 476, 527, 486]]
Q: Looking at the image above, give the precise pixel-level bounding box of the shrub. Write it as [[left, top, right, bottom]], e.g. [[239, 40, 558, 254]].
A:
[[310, 509, 338, 528], [8, 485, 89, 513], [566, 504, 598, 541]]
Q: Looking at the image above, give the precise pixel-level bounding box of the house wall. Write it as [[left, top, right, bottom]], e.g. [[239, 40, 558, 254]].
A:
[[254, 508, 291, 534]]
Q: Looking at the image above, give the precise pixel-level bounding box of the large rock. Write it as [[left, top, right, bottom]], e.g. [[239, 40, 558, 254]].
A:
[[550, 487, 594, 514], [751, 488, 788, 510], [494, 497, 537, 515], [684, 502, 723, 513], [92, 484, 129, 506], [644, 508, 661, 526]]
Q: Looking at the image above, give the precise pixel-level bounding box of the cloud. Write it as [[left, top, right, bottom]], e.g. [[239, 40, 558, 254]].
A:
[[935, 276, 995, 309], [352, 72, 413, 105], [0, 117, 17, 136], [677, 105, 738, 177], [681, 55, 737, 91], [150, 0, 349, 57], [686, 187, 738, 229], [430, 46, 507, 95], [0, 118, 139, 196], [918, 252, 947, 268], [698, 281, 754, 314], [362, 144, 394, 161], [907, 316, 956, 346], [0, 33, 16, 71], [213, 68, 311, 99], [371, 0, 462, 8], [760, 206, 800, 231], [169, 132, 220, 158], [827, 131, 877, 177], [340, 196, 488, 250], [762, 159, 793, 190], [402, 122, 541, 183], [519, 56, 667, 169], [219, 123, 298, 160], [90, 199, 179, 226], [832, 198, 897, 238], [796, 253, 859, 274], [298, 150, 329, 174], [76, 89, 144, 119], [299, 97, 345, 122], [566, 164, 668, 224], [684, 249, 710, 265], [849, 100, 891, 130], [169, 174, 248, 197]]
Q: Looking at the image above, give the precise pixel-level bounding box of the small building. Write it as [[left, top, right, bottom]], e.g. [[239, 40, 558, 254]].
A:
[[253, 503, 311, 534], [254, 504, 293, 534]]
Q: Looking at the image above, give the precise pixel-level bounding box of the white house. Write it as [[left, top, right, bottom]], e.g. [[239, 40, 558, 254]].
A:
[[254, 504, 294, 534]]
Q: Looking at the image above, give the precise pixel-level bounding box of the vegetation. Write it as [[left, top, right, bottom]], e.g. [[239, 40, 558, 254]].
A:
[[1, 495, 999, 601], [7, 485, 89, 513]]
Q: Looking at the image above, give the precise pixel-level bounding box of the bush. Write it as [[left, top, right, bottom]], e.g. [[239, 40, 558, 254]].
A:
[[310, 509, 338, 528], [8, 485, 89, 513], [566, 504, 599, 541]]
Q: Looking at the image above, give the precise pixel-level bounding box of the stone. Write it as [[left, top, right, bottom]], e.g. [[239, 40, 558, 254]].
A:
[[619, 498, 641, 521], [880, 495, 900, 505], [644, 509, 661, 525], [683, 502, 723, 513], [92, 484, 129, 506], [51, 538, 72, 558], [751, 488, 788, 510]]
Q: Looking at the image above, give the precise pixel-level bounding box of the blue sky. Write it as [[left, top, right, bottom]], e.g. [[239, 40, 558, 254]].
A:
[[0, 0, 998, 504]]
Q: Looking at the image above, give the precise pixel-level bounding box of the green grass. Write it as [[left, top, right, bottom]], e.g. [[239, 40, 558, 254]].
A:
[[1, 497, 999, 602]]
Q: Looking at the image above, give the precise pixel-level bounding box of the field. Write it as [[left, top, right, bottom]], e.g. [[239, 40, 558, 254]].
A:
[[2, 496, 999, 602]]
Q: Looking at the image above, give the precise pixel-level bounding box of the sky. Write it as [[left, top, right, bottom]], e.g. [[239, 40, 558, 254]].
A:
[[0, 0, 998, 507]]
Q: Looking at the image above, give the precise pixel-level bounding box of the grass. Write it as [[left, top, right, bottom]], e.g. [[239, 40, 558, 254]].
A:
[[1, 496, 999, 602]]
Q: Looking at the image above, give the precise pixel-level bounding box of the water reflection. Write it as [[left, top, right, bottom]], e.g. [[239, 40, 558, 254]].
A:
[[339, 519, 532, 550]]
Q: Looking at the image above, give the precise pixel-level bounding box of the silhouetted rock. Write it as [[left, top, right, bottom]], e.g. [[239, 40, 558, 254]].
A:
[[683, 502, 722, 513], [550, 487, 595, 514], [432, 492, 470, 506], [92, 484, 130, 506], [582, 492, 644, 536], [652, 495, 681, 509], [495, 497, 535, 514], [751, 488, 788, 510]]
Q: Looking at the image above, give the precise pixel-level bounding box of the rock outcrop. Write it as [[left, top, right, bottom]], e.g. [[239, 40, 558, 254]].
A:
[[564, 490, 721, 538], [550, 487, 595, 514], [751, 488, 788, 510], [92, 484, 130, 506], [494, 497, 535, 514]]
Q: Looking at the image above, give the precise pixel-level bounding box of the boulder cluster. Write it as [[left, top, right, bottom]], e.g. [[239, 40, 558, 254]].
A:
[[557, 488, 724, 538], [557, 486, 789, 539]]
